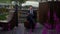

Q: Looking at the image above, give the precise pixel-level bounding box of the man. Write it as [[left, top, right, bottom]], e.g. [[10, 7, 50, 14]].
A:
[[27, 6, 37, 32]]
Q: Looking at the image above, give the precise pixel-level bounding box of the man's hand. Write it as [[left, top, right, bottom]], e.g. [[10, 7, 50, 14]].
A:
[[26, 13, 29, 16]]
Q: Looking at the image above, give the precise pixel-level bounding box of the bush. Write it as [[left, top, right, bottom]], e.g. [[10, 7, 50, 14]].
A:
[[0, 14, 7, 20], [0, 8, 9, 20]]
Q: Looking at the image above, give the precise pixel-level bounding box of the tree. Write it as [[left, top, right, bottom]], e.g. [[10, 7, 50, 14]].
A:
[[11, 0, 27, 4], [18, 0, 27, 3], [18, 0, 27, 9], [11, 0, 27, 9]]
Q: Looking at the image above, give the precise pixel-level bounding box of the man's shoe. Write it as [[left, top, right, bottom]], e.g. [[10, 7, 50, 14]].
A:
[[16, 25, 18, 27], [32, 29, 34, 32]]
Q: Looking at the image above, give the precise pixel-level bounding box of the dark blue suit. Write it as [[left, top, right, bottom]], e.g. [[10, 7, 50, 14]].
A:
[[26, 10, 37, 30]]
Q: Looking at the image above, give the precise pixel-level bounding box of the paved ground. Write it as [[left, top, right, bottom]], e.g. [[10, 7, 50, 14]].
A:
[[0, 28, 16, 34], [24, 23, 43, 34], [0, 23, 44, 34], [0, 23, 59, 34], [16, 23, 44, 34]]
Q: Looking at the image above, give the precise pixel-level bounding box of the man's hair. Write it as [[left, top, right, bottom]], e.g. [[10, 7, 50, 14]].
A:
[[29, 5, 33, 7]]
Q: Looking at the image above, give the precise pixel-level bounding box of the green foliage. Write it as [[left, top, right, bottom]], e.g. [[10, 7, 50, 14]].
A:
[[0, 14, 7, 20], [0, 0, 11, 3], [18, 0, 27, 3], [11, 0, 27, 3], [0, 8, 9, 13], [0, 8, 9, 20]]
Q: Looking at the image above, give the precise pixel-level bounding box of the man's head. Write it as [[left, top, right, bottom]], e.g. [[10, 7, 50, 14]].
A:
[[29, 6, 33, 10]]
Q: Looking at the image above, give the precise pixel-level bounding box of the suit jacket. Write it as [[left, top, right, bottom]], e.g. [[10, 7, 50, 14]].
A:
[[28, 10, 37, 19]]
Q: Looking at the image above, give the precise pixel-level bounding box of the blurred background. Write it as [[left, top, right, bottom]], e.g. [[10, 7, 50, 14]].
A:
[[0, 0, 41, 34], [0, 0, 59, 34]]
